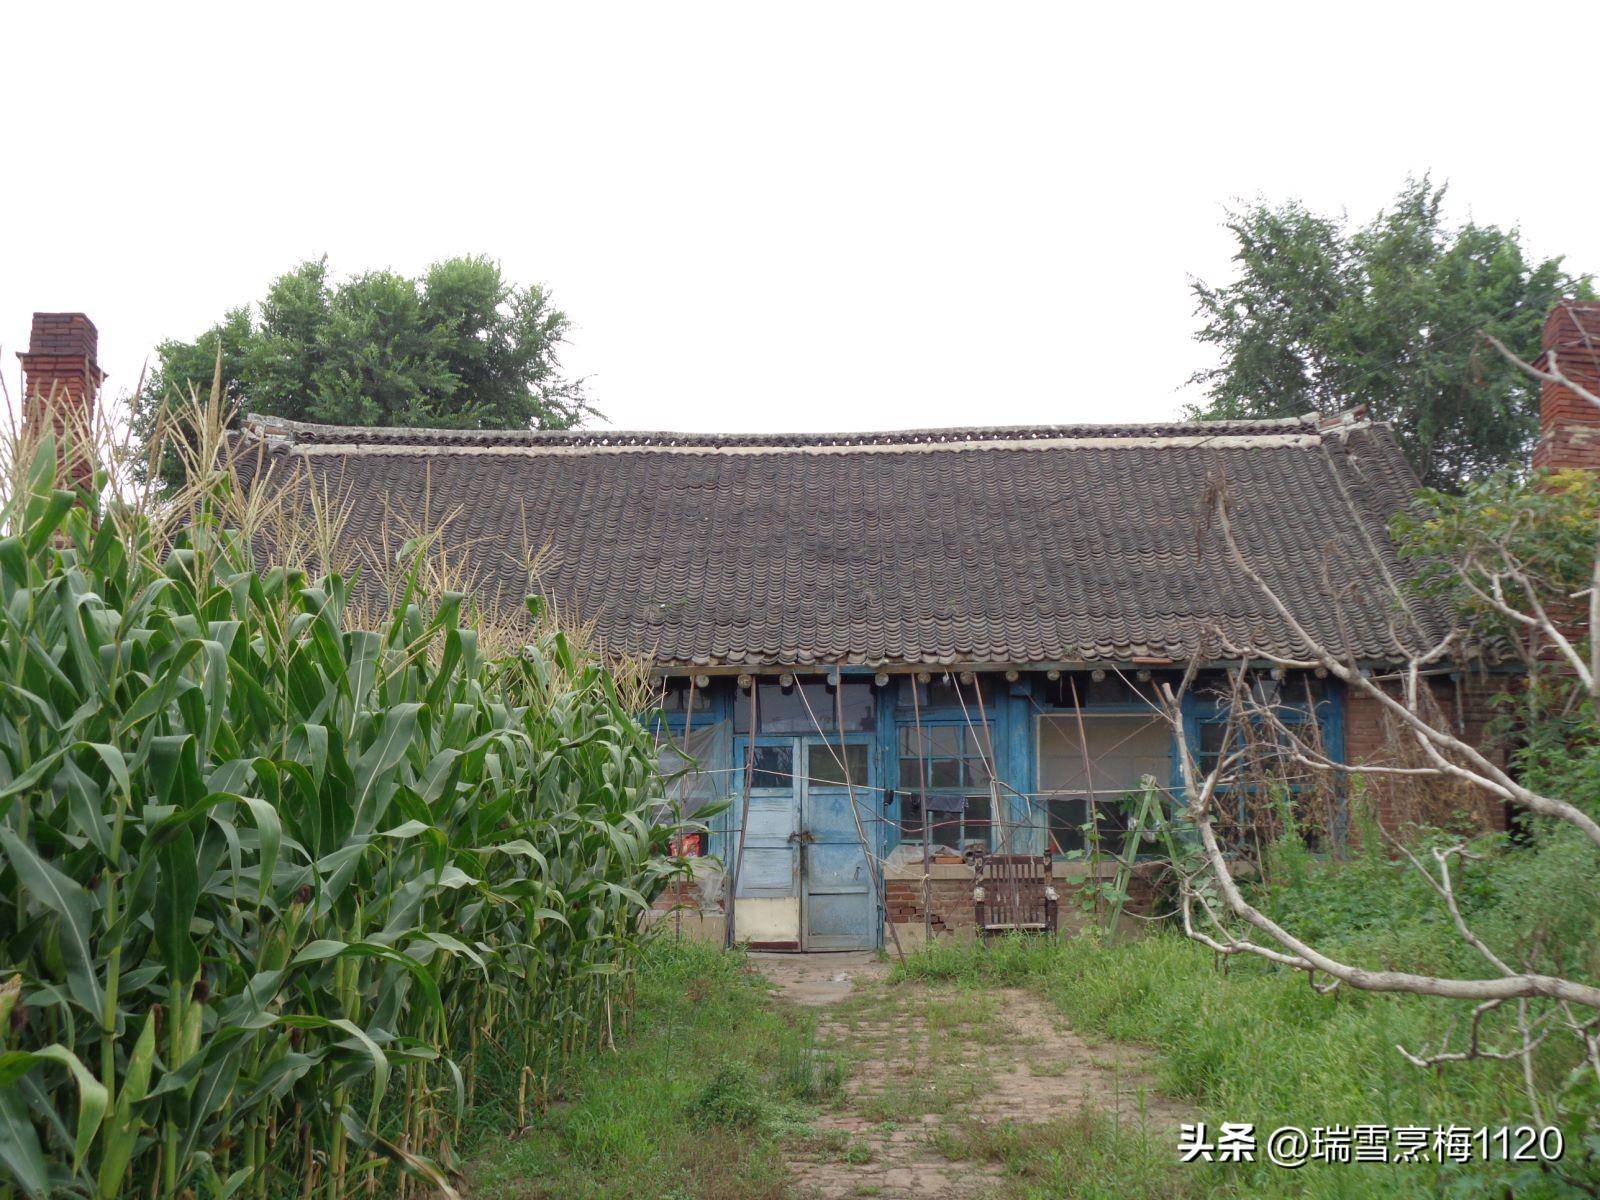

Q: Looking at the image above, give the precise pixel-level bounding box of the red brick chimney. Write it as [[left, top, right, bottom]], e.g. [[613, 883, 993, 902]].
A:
[[1532, 300, 1600, 472], [16, 313, 103, 488]]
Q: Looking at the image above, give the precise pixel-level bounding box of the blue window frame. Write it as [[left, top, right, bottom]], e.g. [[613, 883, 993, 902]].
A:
[[895, 722, 994, 851], [1183, 677, 1344, 842], [1035, 710, 1173, 856]]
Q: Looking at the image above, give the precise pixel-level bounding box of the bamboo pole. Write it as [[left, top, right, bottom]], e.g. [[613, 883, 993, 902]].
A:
[[725, 680, 757, 948], [675, 675, 697, 942], [834, 678, 907, 966], [911, 679, 932, 946], [955, 672, 1020, 920], [1067, 674, 1104, 919]]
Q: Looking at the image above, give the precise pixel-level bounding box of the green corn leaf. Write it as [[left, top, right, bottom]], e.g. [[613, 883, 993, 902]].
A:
[[0, 1044, 108, 1171], [0, 828, 103, 1017], [0, 1087, 49, 1198]]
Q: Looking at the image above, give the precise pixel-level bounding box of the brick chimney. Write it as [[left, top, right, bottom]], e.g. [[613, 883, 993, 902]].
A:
[[1532, 300, 1600, 472], [16, 313, 103, 488]]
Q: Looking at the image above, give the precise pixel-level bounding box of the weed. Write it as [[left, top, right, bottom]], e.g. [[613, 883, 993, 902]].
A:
[[466, 941, 803, 1200]]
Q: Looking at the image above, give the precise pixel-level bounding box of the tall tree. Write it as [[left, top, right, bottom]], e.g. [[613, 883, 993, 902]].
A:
[[134, 256, 592, 464], [1188, 179, 1590, 491]]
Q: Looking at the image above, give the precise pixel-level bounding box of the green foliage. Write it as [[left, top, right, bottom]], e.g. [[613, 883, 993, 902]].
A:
[[688, 1066, 769, 1131], [1393, 468, 1600, 637], [1189, 177, 1590, 491], [1393, 466, 1600, 816], [0, 432, 686, 1199], [133, 256, 593, 480]]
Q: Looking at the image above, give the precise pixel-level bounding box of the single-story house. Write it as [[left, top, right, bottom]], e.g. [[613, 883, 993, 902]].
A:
[[221, 403, 1497, 951], [29, 303, 1599, 950]]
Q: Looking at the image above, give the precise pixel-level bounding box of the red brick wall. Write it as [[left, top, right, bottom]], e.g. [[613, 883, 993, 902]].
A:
[[1344, 675, 1506, 832], [885, 878, 977, 934], [886, 867, 1163, 936], [1533, 301, 1600, 473], [17, 312, 102, 490], [653, 879, 695, 911]]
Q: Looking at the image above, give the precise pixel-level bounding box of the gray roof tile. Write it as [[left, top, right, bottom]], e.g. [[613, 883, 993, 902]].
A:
[[233, 414, 1443, 667]]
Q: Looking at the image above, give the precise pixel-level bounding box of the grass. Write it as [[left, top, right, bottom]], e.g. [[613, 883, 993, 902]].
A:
[[932, 1112, 1197, 1200], [464, 937, 839, 1199], [461, 827, 1597, 1199], [893, 829, 1600, 1199]]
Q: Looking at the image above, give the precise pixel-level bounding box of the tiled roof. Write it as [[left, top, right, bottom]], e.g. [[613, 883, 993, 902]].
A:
[[233, 411, 1443, 669]]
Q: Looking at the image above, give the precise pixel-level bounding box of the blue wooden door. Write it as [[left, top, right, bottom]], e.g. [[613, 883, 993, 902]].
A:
[[731, 739, 802, 948], [799, 738, 877, 951]]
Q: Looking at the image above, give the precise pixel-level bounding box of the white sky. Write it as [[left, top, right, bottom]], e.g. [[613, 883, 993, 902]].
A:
[[4, 2, 1597, 435]]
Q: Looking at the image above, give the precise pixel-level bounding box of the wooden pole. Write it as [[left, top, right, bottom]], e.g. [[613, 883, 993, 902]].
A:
[[956, 673, 1020, 919], [1067, 674, 1103, 920], [834, 679, 907, 966], [674, 675, 697, 942], [725, 680, 757, 948], [911, 678, 932, 946]]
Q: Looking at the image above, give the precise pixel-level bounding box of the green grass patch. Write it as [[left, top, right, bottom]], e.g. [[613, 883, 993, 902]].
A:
[[465, 938, 838, 1200], [933, 1112, 1199, 1200], [893, 832, 1599, 1199]]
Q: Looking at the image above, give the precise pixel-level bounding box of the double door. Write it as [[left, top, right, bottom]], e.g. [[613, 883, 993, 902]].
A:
[[731, 735, 876, 951]]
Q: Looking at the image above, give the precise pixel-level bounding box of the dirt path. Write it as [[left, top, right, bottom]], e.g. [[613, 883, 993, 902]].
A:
[[754, 952, 1191, 1200]]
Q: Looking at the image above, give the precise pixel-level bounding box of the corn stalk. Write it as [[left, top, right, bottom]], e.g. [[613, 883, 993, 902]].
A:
[[0, 409, 693, 1199]]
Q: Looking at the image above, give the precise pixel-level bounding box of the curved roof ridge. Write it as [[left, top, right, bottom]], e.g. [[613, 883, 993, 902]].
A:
[[243, 411, 1325, 451]]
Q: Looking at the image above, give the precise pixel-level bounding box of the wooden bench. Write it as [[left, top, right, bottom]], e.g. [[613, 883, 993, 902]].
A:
[[972, 853, 1059, 937]]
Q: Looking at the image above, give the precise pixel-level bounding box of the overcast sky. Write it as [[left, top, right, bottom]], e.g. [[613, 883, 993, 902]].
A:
[[4, 2, 1596, 434]]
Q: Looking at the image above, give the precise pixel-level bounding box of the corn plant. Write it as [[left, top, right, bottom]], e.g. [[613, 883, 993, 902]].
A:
[[0, 414, 692, 1199]]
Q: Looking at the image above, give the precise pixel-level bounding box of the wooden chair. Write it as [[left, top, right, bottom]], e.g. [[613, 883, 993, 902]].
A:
[[972, 853, 1059, 937]]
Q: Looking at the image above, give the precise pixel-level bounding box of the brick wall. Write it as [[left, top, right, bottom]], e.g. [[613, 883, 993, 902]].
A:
[[885, 864, 1164, 939], [885, 878, 977, 934], [1344, 674, 1506, 832], [1533, 301, 1600, 473], [17, 312, 103, 490]]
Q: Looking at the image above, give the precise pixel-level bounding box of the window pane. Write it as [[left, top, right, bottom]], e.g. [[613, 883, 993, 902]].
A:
[[805, 742, 868, 787], [1093, 794, 1133, 857], [916, 676, 1001, 711], [659, 682, 710, 712], [834, 684, 876, 732], [960, 754, 990, 788], [1048, 796, 1087, 853], [899, 793, 924, 838], [929, 758, 961, 788], [1039, 673, 1159, 707], [971, 726, 994, 761], [1048, 793, 1147, 858], [750, 745, 793, 789], [963, 794, 991, 846], [749, 685, 819, 734], [735, 682, 876, 733], [898, 757, 927, 790], [1037, 715, 1170, 797], [930, 811, 962, 848]]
